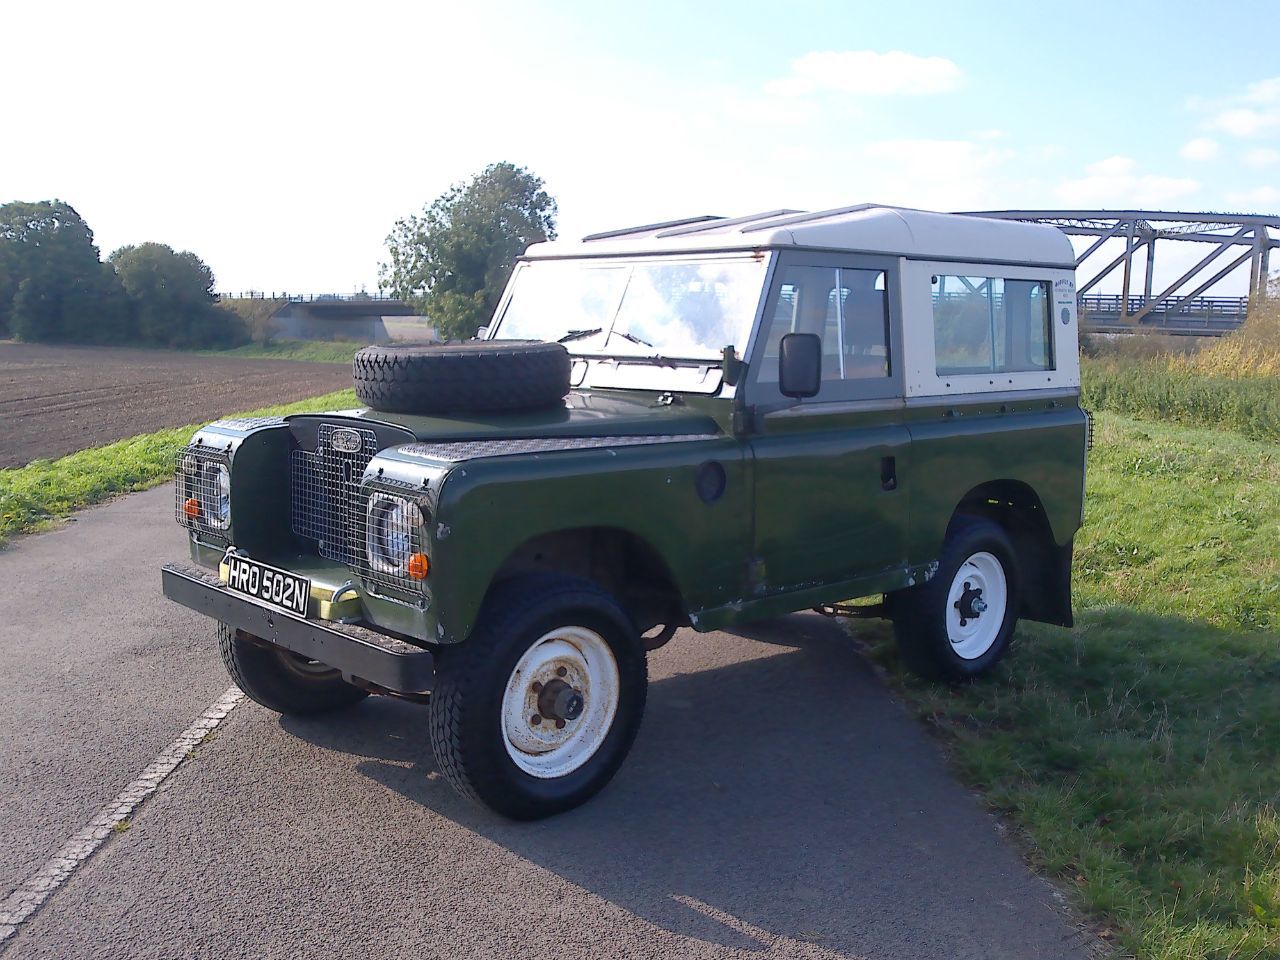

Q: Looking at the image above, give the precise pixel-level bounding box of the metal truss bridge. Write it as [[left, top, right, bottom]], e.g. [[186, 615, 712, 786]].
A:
[[963, 210, 1279, 336]]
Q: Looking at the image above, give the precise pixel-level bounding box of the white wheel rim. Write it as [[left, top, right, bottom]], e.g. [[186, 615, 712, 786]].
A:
[[501, 626, 620, 779], [945, 551, 1008, 660]]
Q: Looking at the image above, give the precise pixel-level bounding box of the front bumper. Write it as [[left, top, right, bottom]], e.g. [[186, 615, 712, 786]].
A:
[[161, 563, 435, 694]]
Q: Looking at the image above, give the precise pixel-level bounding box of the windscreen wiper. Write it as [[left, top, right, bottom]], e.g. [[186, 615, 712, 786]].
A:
[[605, 329, 653, 348], [557, 328, 602, 343]]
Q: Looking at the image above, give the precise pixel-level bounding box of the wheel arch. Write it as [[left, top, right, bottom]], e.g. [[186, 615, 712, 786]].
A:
[[484, 526, 690, 644], [949, 479, 1073, 627]]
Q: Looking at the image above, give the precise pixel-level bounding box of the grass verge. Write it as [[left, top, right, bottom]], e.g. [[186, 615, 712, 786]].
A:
[[201, 340, 362, 364], [0, 389, 358, 547], [856, 412, 1280, 958], [1081, 357, 1280, 444]]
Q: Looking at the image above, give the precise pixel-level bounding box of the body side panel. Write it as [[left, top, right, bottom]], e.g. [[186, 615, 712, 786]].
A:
[[905, 401, 1087, 559], [428, 439, 750, 643]]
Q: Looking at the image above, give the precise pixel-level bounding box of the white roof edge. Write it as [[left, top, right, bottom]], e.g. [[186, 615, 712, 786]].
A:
[[525, 204, 1076, 267]]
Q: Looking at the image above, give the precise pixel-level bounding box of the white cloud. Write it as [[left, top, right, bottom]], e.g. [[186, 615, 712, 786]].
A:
[[1214, 108, 1277, 137], [1225, 186, 1280, 209], [1244, 77, 1280, 103], [1178, 137, 1219, 161], [766, 50, 962, 97], [1087, 156, 1137, 177], [1054, 156, 1199, 208], [1244, 147, 1279, 168], [1200, 76, 1280, 137]]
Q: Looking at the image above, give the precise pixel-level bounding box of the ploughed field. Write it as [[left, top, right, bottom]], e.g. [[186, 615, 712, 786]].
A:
[[0, 341, 353, 469]]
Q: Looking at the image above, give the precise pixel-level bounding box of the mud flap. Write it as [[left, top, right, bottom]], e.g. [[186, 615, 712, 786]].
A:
[[1022, 538, 1074, 628]]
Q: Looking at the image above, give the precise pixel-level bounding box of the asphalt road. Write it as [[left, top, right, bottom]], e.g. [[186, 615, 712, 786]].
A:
[[0, 486, 1094, 960]]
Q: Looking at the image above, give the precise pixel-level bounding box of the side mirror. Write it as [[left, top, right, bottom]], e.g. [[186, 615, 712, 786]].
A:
[[474, 325, 490, 340], [778, 332, 822, 398]]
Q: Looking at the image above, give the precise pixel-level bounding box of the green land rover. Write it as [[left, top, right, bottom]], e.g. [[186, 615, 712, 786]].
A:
[[162, 205, 1088, 819]]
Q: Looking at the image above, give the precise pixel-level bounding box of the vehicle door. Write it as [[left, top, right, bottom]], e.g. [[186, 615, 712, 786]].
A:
[[745, 252, 910, 595]]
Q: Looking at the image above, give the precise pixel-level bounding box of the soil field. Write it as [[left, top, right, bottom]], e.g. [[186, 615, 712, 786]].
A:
[[0, 342, 353, 469]]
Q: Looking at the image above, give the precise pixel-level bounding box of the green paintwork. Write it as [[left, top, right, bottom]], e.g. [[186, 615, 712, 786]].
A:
[[330, 383, 1082, 644], [750, 408, 911, 596], [178, 385, 1085, 646], [397, 434, 750, 641], [904, 399, 1086, 553]]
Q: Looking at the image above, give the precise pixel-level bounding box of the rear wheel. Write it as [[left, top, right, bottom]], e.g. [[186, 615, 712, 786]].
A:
[[218, 623, 369, 715], [890, 518, 1019, 681], [427, 575, 647, 820]]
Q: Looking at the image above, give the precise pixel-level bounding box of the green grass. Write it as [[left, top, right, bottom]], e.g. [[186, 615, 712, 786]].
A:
[[1082, 356, 1280, 444], [856, 412, 1280, 958], [0, 389, 357, 547], [201, 340, 362, 364]]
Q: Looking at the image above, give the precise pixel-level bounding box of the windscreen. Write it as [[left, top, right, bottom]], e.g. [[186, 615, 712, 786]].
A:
[[493, 256, 768, 360]]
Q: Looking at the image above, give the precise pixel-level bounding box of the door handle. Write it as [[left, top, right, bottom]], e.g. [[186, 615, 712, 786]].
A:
[[880, 456, 898, 492]]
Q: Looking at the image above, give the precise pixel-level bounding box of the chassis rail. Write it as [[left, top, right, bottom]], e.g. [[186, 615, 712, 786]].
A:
[[161, 562, 435, 694]]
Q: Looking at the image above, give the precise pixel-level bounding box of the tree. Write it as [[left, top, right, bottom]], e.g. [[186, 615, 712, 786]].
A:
[[380, 162, 557, 340], [0, 200, 132, 343], [109, 243, 241, 348]]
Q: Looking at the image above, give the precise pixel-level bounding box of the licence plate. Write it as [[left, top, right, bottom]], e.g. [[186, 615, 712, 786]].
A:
[[225, 555, 310, 617]]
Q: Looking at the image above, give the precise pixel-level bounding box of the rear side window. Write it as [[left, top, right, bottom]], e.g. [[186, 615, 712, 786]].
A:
[[931, 275, 1054, 375]]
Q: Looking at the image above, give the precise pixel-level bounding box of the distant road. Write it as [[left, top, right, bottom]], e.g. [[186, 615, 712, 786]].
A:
[[0, 342, 352, 468], [0, 485, 1093, 959]]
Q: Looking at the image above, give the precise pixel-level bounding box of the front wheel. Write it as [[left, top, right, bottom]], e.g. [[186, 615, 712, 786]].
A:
[[890, 518, 1019, 681], [427, 575, 647, 820]]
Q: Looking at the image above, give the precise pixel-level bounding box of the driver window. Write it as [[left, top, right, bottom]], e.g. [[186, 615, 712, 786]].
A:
[[759, 264, 891, 391]]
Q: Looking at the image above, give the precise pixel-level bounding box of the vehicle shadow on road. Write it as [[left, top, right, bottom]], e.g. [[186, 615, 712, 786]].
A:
[[282, 613, 1078, 959]]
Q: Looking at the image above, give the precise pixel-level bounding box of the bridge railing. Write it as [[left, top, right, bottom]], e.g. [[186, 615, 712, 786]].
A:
[[1078, 294, 1248, 331], [216, 292, 403, 303]]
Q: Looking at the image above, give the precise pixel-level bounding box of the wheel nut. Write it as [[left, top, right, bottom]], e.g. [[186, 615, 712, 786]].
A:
[[531, 681, 543, 693], [555, 719, 566, 729], [530, 714, 542, 725], [556, 666, 567, 678]]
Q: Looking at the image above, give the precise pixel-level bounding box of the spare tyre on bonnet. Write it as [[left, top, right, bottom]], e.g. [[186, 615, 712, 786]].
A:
[[352, 340, 571, 414]]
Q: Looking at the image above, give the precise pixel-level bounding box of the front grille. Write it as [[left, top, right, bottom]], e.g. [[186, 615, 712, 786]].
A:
[[290, 424, 377, 565], [174, 446, 232, 542]]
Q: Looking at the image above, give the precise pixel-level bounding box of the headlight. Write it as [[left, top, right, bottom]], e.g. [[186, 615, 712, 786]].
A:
[[209, 463, 231, 530], [365, 495, 424, 575]]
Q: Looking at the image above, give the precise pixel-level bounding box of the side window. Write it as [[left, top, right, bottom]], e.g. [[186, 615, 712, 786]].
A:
[[835, 268, 891, 381], [759, 264, 891, 391], [932, 275, 1054, 375]]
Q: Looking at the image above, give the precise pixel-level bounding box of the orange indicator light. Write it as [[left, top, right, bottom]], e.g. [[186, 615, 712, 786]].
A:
[[183, 497, 201, 519], [407, 553, 430, 580]]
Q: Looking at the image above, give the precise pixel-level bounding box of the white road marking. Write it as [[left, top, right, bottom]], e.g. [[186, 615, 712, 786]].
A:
[[0, 686, 244, 947]]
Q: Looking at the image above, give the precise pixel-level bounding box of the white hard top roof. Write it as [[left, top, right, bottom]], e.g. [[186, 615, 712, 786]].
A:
[[524, 204, 1076, 268]]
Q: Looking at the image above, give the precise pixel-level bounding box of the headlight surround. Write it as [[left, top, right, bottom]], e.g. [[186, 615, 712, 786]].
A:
[[175, 449, 232, 538], [365, 494, 424, 576]]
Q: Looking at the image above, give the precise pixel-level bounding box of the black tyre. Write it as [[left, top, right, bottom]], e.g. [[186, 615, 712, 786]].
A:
[[427, 574, 647, 820], [890, 518, 1020, 682], [218, 623, 369, 715], [352, 340, 571, 415]]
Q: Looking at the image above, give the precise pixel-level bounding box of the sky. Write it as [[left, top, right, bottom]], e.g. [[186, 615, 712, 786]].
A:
[[3, 0, 1278, 296]]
